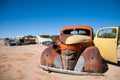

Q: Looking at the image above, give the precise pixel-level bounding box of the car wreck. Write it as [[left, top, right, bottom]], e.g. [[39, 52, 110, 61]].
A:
[[39, 26, 108, 75], [4, 35, 36, 46], [37, 34, 53, 46]]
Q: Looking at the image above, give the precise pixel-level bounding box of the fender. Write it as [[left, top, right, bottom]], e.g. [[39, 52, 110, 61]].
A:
[[40, 46, 59, 67], [81, 46, 108, 73]]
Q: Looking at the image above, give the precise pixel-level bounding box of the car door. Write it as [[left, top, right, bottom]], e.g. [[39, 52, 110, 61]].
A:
[[94, 27, 118, 63]]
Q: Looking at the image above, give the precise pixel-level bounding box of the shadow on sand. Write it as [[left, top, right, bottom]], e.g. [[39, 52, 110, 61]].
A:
[[106, 61, 120, 67]]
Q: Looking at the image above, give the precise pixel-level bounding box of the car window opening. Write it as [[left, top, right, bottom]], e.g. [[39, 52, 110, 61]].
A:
[[63, 29, 90, 36]]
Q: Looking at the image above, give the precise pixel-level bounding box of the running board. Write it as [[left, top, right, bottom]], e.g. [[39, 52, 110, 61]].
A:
[[39, 65, 103, 76]]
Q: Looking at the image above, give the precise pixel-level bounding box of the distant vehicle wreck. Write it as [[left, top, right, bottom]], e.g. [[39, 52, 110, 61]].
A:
[[4, 35, 36, 46], [37, 34, 53, 46], [39, 26, 108, 75]]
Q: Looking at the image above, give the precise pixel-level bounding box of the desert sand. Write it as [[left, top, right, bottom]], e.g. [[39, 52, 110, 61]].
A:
[[0, 42, 120, 80]]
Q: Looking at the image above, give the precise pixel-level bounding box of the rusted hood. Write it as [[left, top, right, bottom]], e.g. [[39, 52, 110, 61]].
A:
[[60, 35, 92, 45]]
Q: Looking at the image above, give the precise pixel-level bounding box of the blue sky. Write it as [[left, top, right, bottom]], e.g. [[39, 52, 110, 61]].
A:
[[0, 0, 120, 38]]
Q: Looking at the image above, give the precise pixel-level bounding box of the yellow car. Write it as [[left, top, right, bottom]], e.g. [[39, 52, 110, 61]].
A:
[[94, 26, 120, 63]]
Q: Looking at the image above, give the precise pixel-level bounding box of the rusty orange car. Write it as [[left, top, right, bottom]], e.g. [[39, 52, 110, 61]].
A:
[[39, 26, 108, 75]]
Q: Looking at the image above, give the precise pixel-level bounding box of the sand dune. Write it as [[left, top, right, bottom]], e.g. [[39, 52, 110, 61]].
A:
[[0, 44, 120, 80]]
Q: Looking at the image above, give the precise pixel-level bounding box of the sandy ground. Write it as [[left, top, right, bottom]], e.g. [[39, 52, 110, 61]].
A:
[[0, 42, 120, 80]]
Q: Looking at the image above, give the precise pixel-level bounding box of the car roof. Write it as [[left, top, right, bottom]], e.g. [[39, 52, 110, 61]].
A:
[[96, 26, 120, 30], [60, 26, 93, 32]]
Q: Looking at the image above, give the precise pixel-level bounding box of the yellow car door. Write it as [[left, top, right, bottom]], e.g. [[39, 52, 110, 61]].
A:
[[94, 27, 118, 63]]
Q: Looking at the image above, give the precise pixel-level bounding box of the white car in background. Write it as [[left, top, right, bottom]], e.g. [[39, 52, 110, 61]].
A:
[[37, 34, 53, 46]]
